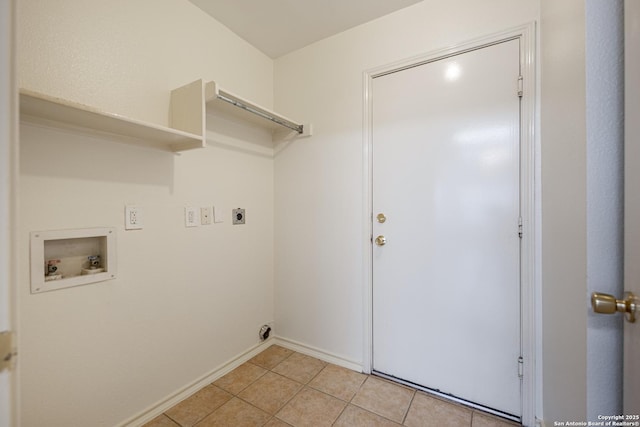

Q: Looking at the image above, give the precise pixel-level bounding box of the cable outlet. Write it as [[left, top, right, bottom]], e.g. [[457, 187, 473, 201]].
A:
[[125, 205, 143, 230], [201, 207, 212, 225], [185, 207, 199, 227]]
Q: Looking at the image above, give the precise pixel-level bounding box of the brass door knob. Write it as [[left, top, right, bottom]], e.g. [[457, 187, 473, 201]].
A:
[[591, 291, 637, 323], [375, 235, 386, 246]]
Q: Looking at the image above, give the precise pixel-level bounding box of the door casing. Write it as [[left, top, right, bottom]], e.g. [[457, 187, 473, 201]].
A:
[[362, 23, 537, 426], [624, 0, 640, 413]]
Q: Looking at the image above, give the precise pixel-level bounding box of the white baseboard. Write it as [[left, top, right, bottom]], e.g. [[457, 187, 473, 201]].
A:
[[272, 336, 364, 373], [119, 339, 273, 427], [119, 336, 364, 426]]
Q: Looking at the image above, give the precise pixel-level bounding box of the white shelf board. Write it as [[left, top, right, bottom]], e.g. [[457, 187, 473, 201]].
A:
[[20, 89, 205, 152]]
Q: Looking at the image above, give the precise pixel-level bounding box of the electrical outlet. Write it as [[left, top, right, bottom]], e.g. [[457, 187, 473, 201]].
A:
[[201, 207, 212, 225], [185, 207, 199, 227], [125, 205, 143, 230]]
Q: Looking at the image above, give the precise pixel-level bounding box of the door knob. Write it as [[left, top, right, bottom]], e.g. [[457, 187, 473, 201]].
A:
[[591, 291, 638, 323], [375, 235, 387, 246], [377, 213, 387, 223]]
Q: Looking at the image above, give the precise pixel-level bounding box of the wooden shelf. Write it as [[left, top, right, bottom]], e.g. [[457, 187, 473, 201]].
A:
[[20, 89, 206, 153]]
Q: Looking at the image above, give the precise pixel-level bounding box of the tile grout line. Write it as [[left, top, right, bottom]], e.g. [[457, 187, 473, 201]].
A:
[[348, 374, 408, 425], [289, 360, 376, 426], [161, 412, 177, 426], [261, 352, 307, 422], [231, 347, 299, 420], [266, 348, 326, 420], [347, 376, 376, 415], [400, 389, 417, 426], [196, 348, 298, 427], [265, 350, 357, 426], [163, 413, 181, 427], [238, 360, 270, 395]]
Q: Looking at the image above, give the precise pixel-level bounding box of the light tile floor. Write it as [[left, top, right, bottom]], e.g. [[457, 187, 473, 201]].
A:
[[143, 345, 521, 427]]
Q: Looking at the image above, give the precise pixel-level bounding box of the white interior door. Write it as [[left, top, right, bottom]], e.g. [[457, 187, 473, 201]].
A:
[[372, 39, 522, 417], [624, 0, 640, 413]]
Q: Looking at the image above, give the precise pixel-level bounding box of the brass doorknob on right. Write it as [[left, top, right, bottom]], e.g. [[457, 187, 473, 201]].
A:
[[591, 291, 637, 323], [375, 235, 386, 246]]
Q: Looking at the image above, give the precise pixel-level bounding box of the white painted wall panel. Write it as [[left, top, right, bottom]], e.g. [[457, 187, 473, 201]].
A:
[[540, 0, 588, 422], [17, 1, 274, 425], [274, 0, 594, 423], [18, 0, 273, 125], [273, 0, 539, 374]]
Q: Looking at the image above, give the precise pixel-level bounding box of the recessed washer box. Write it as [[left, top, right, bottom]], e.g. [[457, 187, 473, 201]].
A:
[[30, 227, 117, 294]]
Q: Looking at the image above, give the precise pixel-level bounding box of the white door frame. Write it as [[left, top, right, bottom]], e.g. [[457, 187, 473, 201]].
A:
[[362, 23, 537, 426], [624, 0, 640, 413], [0, 0, 18, 426]]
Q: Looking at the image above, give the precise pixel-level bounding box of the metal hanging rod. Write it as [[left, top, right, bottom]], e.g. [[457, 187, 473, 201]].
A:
[[216, 93, 304, 134]]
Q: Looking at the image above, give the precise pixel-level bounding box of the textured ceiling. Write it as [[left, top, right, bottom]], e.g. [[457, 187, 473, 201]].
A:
[[189, 0, 423, 58]]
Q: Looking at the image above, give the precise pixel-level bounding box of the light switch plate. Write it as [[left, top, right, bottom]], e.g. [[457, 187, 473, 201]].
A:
[[185, 207, 199, 227], [213, 206, 226, 223]]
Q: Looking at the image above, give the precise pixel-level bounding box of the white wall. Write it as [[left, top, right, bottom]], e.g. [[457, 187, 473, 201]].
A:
[[18, 1, 275, 425], [274, 0, 602, 423], [585, 0, 624, 419], [16, 0, 602, 424], [273, 0, 539, 383], [540, 0, 588, 422]]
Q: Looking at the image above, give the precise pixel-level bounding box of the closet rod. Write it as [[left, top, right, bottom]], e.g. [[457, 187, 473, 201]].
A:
[[216, 93, 304, 134]]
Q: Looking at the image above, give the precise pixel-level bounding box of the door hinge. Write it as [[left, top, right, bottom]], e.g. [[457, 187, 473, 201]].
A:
[[518, 356, 524, 378], [518, 217, 523, 239], [517, 76, 524, 98], [0, 331, 17, 373]]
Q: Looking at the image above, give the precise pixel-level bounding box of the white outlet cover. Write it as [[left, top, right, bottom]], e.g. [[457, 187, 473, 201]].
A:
[[125, 205, 143, 230], [201, 207, 212, 225]]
